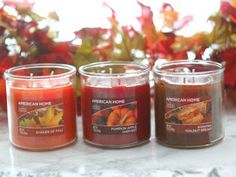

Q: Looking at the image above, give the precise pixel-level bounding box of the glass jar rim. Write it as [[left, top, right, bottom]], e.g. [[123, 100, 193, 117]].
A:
[[153, 60, 224, 77], [4, 63, 76, 80], [79, 61, 150, 78]]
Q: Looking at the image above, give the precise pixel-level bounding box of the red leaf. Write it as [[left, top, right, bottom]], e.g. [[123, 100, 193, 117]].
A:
[[121, 26, 140, 40], [161, 3, 174, 11], [0, 7, 17, 28], [220, 1, 236, 23], [0, 26, 4, 36], [0, 57, 13, 70], [172, 51, 188, 60], [35, 53, 73, 64], [0, 46, 8, 59], [0, 79, 7, 111], [74, 27, 108, 38], [103, 2, 119, 27], [211, 47, 236, 87], [17, 20, 38, 39], [137, 1, 158, 48], [160, 3, 178, 30], [0, 64, 7, 112], [174, 15, 193, 31], [51, 42, 72, 53], [33, 29, 54, 52], [3, 0, 35, 8], [103, 2, 119, 41], [92, 44, 113, 61]]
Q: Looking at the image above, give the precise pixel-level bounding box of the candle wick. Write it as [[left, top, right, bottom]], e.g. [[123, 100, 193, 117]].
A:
[[109, 67, 112, 74], [109, 67, 113, 87], [50, 70, 54, 76], [192, 69, 195, 83], [30, 73, 33, 79]]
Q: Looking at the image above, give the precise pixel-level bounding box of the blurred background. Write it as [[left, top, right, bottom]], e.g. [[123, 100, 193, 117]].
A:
[[1, 0, 236, 115], [31, 0, 219, 40]]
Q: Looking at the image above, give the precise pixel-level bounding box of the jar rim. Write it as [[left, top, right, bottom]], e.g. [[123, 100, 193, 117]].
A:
[[4, 63, 76, 80], [153, 60, 224, 77], [79, 61, 150, 78]]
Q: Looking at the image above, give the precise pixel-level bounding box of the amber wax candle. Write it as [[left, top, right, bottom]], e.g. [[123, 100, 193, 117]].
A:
[[79, 61, 150, 148], [4, 64, 77, 151], [153, 60, 224, 148]]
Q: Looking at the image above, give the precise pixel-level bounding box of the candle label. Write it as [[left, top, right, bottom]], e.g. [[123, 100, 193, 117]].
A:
[[164, 97, 212, 134], [17, 100, 64, 137], [91, 98, 137, 135]]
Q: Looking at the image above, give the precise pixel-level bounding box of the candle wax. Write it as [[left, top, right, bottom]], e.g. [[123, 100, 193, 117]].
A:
[[155, 80, 223, 147], [81, 83, 150, 147], [8, 83, 77, 150]]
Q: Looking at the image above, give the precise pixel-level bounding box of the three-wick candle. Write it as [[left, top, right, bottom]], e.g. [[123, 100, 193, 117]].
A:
[[79, 61, 150, 148], [153, 60, 224, 148], [4, 64, 77, 151]]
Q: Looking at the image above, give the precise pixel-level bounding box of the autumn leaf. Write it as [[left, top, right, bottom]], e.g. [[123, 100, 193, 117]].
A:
[[0, 79, 7, 111], [220, 1, 236, 23], [39, 106, 63, 127], [210, 47, 236, 88], [160, 3, 178, 30], [47, 11, 59, 21], [137, 2, 159, 49], [19, 117, 38, 127], [3, 0, 35, 8], [104, 3, 145, 61], [73, 41, 99, 68], [208, 14, 232, 46]]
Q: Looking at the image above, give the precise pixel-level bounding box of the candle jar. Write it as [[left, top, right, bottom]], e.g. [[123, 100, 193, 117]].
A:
[[4, 64, 77, 151], [153, 60, 224, 148], [79, 61, 150, 148]]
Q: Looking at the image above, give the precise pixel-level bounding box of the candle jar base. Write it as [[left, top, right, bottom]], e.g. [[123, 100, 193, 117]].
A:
[[11, 137, 77, 151], [156, 135, 224, 149], [84, 138, 149, 149]]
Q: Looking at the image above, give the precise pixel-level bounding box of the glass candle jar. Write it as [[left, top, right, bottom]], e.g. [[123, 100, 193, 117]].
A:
[[4, 64, 77, 151], [153, 60, 224, 148], [79, 61, 150, 148]]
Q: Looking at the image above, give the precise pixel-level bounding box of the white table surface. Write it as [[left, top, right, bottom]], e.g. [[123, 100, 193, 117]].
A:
[[0, 104, 236, 177]]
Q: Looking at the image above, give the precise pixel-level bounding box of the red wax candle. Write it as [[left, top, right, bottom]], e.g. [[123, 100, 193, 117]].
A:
[[5, 64, 77, 151], [79, 61, 150, 148]]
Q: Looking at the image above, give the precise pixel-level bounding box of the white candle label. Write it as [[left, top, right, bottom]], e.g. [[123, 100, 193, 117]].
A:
[[17, 100, 64, 137], [91, 98, 137, 135], [164, 97, 212, 134]]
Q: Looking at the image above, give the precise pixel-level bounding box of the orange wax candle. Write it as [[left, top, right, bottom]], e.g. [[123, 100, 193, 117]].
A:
[[4, 64, 77, 151]]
